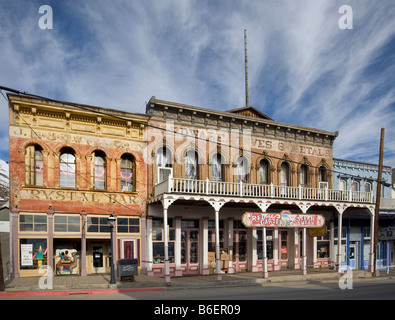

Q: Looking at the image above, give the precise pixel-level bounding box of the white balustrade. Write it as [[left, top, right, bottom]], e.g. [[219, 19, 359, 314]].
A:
[[154, 177, 374, 204]]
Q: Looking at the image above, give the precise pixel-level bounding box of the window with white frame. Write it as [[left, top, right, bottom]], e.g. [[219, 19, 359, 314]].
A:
[[157, 146, 172, 183]]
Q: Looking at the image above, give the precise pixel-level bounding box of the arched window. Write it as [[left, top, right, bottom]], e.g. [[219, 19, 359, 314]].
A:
[[25, 144, 43, 186], [236, 156, 249, 183], [259, 159, 270, 185], [212, 153, 225, 182], [59, 148, 76, 188], [280, 162, 290, 186], [318, 166, 328, 189], [121, 154, 135, 191], [93, 151, 106, 190], [157, 146, 172, 183], [364, 182, 372, 193], [300, 164, 309, 187], [185, 150, 199, 180], [351, 181, 359, 192]]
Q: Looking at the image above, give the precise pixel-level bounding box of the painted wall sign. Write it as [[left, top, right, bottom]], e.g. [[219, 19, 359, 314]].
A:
[[242, 210, 325, 228], [20, 188, 138, 205]]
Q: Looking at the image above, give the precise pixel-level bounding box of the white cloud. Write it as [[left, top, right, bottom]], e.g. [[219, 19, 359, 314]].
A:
[[0, 0, 394, 168]]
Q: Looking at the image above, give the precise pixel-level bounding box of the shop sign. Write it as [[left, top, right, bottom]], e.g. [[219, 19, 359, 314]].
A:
[[242, 210, 325, 228], [21, 244, 33, 266], [309, 226, 327, 237], [378, 227, 395, 241]]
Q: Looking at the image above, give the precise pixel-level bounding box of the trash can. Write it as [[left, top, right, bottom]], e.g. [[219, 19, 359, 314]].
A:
[[117, 259, 138, 281]]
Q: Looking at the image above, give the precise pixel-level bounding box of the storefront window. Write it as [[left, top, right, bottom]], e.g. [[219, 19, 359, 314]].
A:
[[117, 217, 140, 233], [152, 218, 175, 264], [317, 228, 330, 258], [280, 230, 288, 259], [54, 215, 80, 232], [317, 239, 330, 258], [20, 238, 47, 270], [19, 214, 47, 232], [87, 216, 111, 233], [257, 229, 273, 260]]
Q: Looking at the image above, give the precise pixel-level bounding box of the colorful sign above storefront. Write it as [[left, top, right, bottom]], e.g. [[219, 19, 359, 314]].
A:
[[309, 226, 327, 237], [242, 210, 325, 228]]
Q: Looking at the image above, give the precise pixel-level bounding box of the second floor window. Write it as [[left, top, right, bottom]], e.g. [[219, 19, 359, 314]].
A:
[[25, 145, 43, 186], [280, 162, 290, 186], [93, 151, 106, 190], [212, 153, 225, 182], [59, 148, 75, 188], [157, 146, 172, 183], [259, 159, 270, 185], [236, 156, 249, 183], [300, 164, 309, 187], [121, 154, 135, 191], [185, 150, 199, 180]]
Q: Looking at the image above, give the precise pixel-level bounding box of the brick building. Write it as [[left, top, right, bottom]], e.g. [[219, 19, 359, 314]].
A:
[[8, 94, 148, 277]]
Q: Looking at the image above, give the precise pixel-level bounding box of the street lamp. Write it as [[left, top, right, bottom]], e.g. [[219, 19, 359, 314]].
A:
[[107, 214, 117, 289]]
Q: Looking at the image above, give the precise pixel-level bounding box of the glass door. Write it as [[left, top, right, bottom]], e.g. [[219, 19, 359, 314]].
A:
[[233, 230, 247, 271], [280, 230, 288, 268], [181, 229, 200, 274]]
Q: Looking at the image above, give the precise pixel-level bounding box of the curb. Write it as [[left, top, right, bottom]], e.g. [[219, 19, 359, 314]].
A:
[[0, 287, 164, 298]]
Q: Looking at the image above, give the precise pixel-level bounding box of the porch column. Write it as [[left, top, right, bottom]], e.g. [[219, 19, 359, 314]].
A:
[[163, 207, 170, 283], [11, 211, 19, 278], [227, 218, 235, 274], [214, 209, 222, 281], [47, 210, 54, 273], [262, 227, 268, 278], [369, 212, 375, 273], [289, 228, 300, 269], [201, 217, 209, 275], [250, 227, 258, 272], [301, 228, 307, 275], [273, 227, 280, 270], [146, 217, 154, 276], [330, 220, 335, 266], [80, 212, 87, 276], [175, 217, 182, 276], [337, 212, 343, 273], [208, 200, 225, 280]]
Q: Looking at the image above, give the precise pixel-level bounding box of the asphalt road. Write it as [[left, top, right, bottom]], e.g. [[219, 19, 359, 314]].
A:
[[5, 278, 395, 301]]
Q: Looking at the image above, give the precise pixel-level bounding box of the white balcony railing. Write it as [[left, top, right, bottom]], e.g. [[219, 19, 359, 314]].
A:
[[154, 177, 374, 204]]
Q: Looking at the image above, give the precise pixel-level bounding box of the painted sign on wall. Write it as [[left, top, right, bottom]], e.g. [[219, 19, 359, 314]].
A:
[[242, 210, 325, 228]]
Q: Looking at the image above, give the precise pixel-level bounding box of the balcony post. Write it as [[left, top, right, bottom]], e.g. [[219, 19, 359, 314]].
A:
[[239, 181, 243, 197], [270, 183, 274, 198], [168, 176, 173, 193], [206, 178, 209, 195]]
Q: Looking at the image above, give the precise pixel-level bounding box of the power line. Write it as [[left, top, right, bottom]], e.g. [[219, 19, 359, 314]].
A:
[[1, 85, 387, 186]]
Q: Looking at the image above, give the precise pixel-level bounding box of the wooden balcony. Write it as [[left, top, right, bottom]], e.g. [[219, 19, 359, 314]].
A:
[[154, 177, 374, 204]]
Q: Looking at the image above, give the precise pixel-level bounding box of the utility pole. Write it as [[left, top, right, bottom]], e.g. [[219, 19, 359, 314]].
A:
[[373, 128, 385, 275], [0, 235, 4, 291], [244, 29, 249, 108]]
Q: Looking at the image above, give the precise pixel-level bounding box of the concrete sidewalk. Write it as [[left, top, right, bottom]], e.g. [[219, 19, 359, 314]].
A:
[[1, 268, 394, 297]]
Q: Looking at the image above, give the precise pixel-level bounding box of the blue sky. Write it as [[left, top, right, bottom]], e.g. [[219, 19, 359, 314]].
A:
[[0, 0, 394, 168]]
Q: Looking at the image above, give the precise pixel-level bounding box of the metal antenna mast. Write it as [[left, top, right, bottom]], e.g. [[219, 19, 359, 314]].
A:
[[244, 29, 249, 107]]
